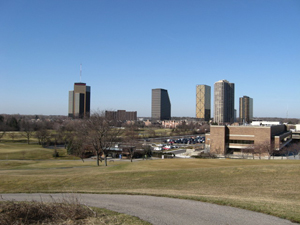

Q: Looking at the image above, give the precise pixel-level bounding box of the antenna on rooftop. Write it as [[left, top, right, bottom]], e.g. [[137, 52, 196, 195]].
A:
[[80, 63, 82, 82]]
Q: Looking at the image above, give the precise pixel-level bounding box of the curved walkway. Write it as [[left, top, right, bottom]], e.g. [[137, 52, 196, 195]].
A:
[[0, 193, 296, 225]]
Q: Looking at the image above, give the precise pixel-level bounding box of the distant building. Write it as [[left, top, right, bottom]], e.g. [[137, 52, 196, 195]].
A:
[[161, 120, 181, 129], [151, 88, 171, 120], [214, 80, 235, 124], [68, 82, 91, 118], [251, 121, 281, 126], [105, 110, 137, 121], [196, 85, 211, 121], [239, 96, 253, 124]]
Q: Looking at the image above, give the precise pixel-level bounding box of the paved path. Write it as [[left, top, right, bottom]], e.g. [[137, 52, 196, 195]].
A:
[[0, 193, 296, 225]]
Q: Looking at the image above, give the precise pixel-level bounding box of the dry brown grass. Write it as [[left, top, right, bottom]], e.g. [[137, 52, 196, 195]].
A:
[[0, 158, 300, 222], [0, 197, 150, 225], [0, 197, 94, 225]]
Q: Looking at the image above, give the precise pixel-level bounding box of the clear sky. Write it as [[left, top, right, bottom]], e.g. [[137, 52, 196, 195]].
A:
[[1, 0, 300, 118]]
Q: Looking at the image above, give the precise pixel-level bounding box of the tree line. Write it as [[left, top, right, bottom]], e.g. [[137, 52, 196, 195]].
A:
[[0, 112, 151, 166]]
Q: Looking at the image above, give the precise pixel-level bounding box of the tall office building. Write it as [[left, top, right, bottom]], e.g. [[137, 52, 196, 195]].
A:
[[214, 80, 235, 124], [151, 88, 171, 120], [239, 96, 253, 124], [68, 82, 91, 118], [196, 85, 211, 121]]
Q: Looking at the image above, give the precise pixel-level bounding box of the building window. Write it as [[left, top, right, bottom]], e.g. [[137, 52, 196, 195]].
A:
[[229, 140, 254, 144]]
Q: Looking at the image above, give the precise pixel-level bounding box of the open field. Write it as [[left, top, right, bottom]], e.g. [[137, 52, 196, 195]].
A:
[[0, 158, 300, 223], [0, 142, 77, 160]]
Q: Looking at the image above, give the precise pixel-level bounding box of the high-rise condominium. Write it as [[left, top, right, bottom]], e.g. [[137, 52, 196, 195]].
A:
[[105, 110, 137, 121], [196, 85, 211, 121], [151, 88, 171, 120], [214, 80, 235, 124], [68, 82, 91, 118], [239, 96, 253, 124]]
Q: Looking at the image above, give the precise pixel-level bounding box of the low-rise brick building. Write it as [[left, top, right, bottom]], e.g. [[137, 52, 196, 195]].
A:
[[206, 124, 292, 155]]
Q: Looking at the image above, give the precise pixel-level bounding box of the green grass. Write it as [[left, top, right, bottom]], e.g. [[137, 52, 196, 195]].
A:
[[92, 207, 151, 225], [0, 142, 78, 160], [0, 158, 300, 222]]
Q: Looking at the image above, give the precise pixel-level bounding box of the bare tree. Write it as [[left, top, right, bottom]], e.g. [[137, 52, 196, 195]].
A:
[[147, 128, 156, 138], [283, 142, 300, 159], [86, 112, 123, 166], [254, 141, 273, 159], [0, 116, 6, 142], [68, 121, 89, 162], [58, 121, 76, 149], [20, 120, 35, 144], [242, 145, 255, 159], [290, 142, 300, 159], [123, 125, 139, 162], [0, 130, 5, 142], [51, 123, 65, 157], [253, 144, 263, 159], [35, 122, 50, 146]]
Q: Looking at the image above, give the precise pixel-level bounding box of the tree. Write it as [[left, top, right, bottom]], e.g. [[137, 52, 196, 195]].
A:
[[67, 120, 89, 162], [6, 116, 20, 131], [35, 122, 50, 146], [58, 122, 75, 149], [20, 120, 35, 144], [0, 118, 6, 142], [0, 130, 5, 142], [86, 112, 123, 166], [51, 123, 64, 157], [283, 142, 300, 159], [123, 125, 139, 162], [9, 132, 17, 142], [254, 141, 273, 159], [147, 128, 156, 138], [243, 145, 255, 159], [142, 145, 152, 159]]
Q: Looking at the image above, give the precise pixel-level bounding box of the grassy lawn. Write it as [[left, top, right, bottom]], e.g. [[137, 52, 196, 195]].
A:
[[0, 158, 300, 223], [0, 142, 78, 160]]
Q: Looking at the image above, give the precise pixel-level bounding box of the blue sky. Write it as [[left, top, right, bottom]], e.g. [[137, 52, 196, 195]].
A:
[[1, 0, 299, 118]]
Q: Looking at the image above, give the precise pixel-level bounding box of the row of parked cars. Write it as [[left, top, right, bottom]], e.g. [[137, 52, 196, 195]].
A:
[[152, 144, 178, 151], [164, 136, 205, 145]]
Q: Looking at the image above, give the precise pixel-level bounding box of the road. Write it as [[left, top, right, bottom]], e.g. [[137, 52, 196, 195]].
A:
[[0, 193, 296, 225]]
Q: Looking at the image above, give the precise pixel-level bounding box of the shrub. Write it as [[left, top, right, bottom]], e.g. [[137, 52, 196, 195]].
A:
[[0, 198, 95, 225], [193, 152, 217, 159], [53, 150, 59, 158]]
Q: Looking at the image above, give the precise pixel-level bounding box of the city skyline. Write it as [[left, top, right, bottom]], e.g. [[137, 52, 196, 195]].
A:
[[1, 1, 300, 118]]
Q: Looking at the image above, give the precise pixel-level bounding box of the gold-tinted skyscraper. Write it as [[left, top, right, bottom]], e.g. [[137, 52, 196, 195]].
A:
[[68, 82, 91, 118], [196, 85, 211, 121]]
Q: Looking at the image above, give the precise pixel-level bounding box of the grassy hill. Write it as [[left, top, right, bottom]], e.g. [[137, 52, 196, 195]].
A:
[[0, 152, 299, 223]]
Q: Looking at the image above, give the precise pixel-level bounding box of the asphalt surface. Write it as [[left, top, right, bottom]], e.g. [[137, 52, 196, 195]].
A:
[[0, 193, 297, 225]]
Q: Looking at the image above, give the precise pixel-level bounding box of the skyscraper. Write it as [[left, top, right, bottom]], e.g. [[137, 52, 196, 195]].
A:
[[196, 85, 211, 121], [68, 82, 91, 118], [151, 88, 171, 120], [239, 96, 253, 124], [214, 80, 235, 124]]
